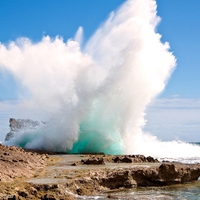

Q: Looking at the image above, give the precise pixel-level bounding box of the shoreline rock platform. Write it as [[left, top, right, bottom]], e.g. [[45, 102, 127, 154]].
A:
[[0, 144, 200, 199]]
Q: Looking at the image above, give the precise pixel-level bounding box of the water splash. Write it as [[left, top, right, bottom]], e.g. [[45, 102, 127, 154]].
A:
[[0, 0, 188, 157]]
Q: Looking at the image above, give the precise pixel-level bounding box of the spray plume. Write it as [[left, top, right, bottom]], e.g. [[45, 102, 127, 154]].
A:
[[1, 0, 198, 158]]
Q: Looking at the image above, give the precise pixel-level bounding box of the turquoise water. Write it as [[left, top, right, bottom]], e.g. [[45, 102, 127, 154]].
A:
[[9, 119, 125, 154], [70, 120, 125, 155]]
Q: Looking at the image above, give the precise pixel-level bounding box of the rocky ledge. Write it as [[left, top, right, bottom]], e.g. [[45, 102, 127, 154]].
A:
[[89, 160, 200, 188], [78, 154, 159, 165], [0, 145, 200, 199], [0, 143, 49, 182], [72, 155, 200, 188]]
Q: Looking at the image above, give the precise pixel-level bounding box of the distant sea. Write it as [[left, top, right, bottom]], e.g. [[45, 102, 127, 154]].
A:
[[156, 142, 200, 164]]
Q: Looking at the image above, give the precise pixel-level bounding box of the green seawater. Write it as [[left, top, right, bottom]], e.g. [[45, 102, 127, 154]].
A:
[[11, 118, 125, 155], [70, 120, 125, 155]]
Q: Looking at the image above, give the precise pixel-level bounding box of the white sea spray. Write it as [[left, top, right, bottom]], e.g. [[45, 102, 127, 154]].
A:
[[1, 0, 199, 159]]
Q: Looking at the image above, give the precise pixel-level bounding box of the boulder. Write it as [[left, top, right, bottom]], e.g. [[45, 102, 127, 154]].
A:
[[112, 155, 159, 163], [81, 157, 105, 165]]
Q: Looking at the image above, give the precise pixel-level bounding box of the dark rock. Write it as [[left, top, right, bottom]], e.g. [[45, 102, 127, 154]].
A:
[[91, 162, 200, 189], [158, 163, 178, 181], [76, 188, 82, 195], [41, 194, 58, 200], [107, 194, 116, 199], [147, 156, 157, 162], [34, 183, 58, 191], [17, 190, 29, 198], [8, 195, 18, 200], [112, 155, 159, 163], [113, 156, 132, 163], [82, 157, 105, 165], [99, 170, 136, 189], [71, 162, 76, 166], [29, 186, 38, 195]]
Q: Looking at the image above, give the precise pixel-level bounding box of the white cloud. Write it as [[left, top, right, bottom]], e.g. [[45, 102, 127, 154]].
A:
[[144, 98, 200, 142]]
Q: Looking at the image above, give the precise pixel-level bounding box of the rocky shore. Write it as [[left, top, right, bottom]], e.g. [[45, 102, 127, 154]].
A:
[[0, 143, 48, 182], [0, 143, 74, 199], [0, 144, 200, 199]]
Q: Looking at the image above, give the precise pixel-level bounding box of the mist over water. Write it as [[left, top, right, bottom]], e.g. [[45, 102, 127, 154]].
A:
[[0, 0, 199, 158]]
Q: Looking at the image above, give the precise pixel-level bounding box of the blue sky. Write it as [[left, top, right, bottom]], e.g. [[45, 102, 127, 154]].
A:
[[0, 0, 200, 142], [156, 0, 200, 99]]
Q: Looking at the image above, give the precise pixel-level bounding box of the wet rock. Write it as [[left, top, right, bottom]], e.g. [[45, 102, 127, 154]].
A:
[[8, 195, 18, 200], [158, 163, 178, 181], [41, 194, 58, 200], [76, 188, 87, 195], [71, 162, 76, 166], [107, 194, 116, 199], [147, 156, 157, 162], [17, 190, 29, 198], [89, 162, 200, 189], [113, 156, 132, 163], [98, 170, 137, 189], [81, 157, 105, 165], [34, 183, 58, 191], [112, 155, 159, 163], [29, 186, 37, 195]]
